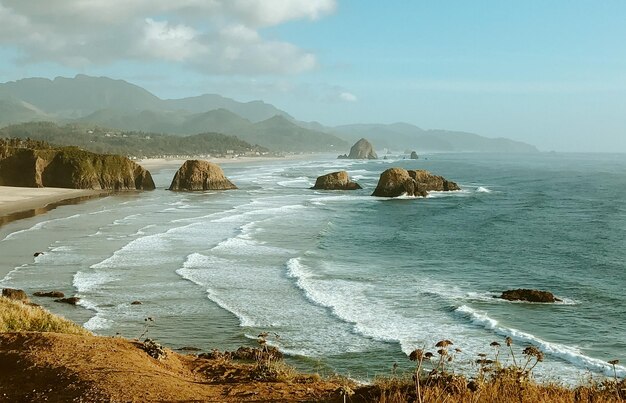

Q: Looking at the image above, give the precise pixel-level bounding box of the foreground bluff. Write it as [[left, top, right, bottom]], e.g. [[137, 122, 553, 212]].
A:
[[372, 168, 460, 197], [311, 171, 362, 190], [338, 138, 377, 160], [168, 160, 237, 191], [0, 147, 154, 190]]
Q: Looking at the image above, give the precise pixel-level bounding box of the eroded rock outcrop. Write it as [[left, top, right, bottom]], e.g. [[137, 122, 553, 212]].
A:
[[168, 160, 237, 191], [410, 151, 419, 159], [311, 171, 362, 190], [0, 147, 155, 190], [338, 138, 377, 160], [499, 289, 561, 303], [2, 288, 28, 302], [372, 168, 460, 197]]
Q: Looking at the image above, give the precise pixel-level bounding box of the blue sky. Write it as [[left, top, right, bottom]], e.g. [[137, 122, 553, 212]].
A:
[[0, 1, 625, 152]]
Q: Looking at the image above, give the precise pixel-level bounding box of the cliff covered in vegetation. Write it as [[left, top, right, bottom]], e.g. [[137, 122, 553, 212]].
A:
[[0, 138, 154, 190]]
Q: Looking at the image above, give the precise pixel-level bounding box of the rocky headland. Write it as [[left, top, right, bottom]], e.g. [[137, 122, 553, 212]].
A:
[[311, 171, 362, 190], [372, 168, 460, 197], [168, 159, 237, 191], [0, 140, 154, 190], [337, 138, 377, 159]]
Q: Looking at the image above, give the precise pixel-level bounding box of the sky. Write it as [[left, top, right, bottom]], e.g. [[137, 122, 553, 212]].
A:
[[0, 0, 625, 152]]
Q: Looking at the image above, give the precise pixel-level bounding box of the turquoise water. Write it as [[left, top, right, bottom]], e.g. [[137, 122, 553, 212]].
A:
[[1, 152, 624, 382]]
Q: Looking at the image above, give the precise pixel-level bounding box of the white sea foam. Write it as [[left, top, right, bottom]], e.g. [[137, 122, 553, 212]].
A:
[[2, 214, 81, 241], [476, 186, 492, 193], [455, 305, 626, 378], [73, 270, 116, 292], [83, 315, 113, 331]]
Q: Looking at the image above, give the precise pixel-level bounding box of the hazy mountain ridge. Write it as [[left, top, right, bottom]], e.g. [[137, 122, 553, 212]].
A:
[[0, 75, 538, 153]]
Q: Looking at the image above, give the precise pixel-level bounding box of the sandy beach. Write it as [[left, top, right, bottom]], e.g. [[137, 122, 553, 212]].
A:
[[0, 186, 105, 220], [137, 154, 322, 173]]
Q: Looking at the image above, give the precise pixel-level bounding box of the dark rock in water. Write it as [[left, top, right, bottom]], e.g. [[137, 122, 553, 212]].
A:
[[168, 160, 237, 191], [338, 138, 377, 160], [178, 346, 202, 352], [0, 147, 155, 190], [33, 291, 65, 298], [130, 300, 143, 305], [383, 156, 388, 160], [499, 289, 561, 303], [337, 154, 348, 159], [372, 168, 460, 197], [311, 171, 362, 190], [33, 252, 44, 257], [2, 288, 28, 301], [410, 151, 419, 159], [55, 297, 80, 305]]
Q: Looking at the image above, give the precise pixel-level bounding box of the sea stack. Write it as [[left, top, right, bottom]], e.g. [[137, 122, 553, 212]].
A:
[[311, 171, 362, 190], [372, 168, 460, 197], [409, 151, 419, 159], [168, 160, 237, 191], [337, 138, 377, 160]]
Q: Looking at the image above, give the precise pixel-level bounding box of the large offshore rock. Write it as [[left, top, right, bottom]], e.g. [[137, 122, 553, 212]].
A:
[[338, 138, 377, 160], [372, 168, 459, 197], [311, 171, 362, 190], [168, 160, 237, 191]]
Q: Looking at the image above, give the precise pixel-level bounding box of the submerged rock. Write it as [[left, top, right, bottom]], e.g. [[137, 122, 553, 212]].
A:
[[372, 168, 460, 197], [55, 297, 80, 305], [33, 291, 65, 298], [168, 160, 237, 191], [499, 289, 561, 303], [2, 288, 28, 301], [311, 171, 362, 190], [338, 138, 377, 160]]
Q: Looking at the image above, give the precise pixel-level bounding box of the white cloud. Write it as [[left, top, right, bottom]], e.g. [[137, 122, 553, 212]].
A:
[[0, 0, 336, 74], [339, 91, 357, 102]]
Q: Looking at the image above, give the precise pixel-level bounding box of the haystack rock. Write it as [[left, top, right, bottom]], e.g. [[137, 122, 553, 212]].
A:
[[168, 160, 237, 191], [311, 171, 362, 190], [338, 138, 377, 160], [499, 289, 561, 303], [0, 147, 155, 190], [2, 288, 28, 301], [410, 151, 419, 159], [372, 168, 460, 197]]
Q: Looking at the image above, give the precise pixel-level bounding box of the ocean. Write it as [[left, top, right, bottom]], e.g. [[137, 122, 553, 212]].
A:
[[1, 152, 624, 382]]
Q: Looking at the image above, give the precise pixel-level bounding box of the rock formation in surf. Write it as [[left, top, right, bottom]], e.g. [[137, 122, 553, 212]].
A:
[[311, 171, 362, 190], [372, 168, 460, 197], [499, 289, 561, 303], [0, 142, 155, 190], [168, 160, 237, 191], [337, 138, 377, 160], [410, 151, 419, 159]]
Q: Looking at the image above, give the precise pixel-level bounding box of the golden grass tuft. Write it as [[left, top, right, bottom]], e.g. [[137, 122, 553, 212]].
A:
[[0, 296, 90, 335]]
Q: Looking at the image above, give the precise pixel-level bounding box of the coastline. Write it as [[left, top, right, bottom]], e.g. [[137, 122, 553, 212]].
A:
[[0, 186, 107, 227], [137, 153, 323, 173]]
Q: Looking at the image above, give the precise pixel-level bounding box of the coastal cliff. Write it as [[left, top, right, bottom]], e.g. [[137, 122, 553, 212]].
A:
[[0, 141, 155, 190]]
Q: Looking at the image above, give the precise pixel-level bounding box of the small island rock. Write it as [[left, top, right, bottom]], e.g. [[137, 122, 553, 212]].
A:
[[499, 289, 561, 303], [410, 151, 419, 159], [372, 168, 460, 197], [168, 160, 237, 191], [311, 171, 362, 190], [338, 138, 377, 160]]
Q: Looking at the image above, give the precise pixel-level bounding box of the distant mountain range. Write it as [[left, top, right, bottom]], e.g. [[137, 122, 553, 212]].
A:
[[0, 75, 538, 153]]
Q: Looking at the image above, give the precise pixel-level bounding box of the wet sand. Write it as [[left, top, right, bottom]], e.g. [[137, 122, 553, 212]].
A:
[[0, 187, 106, 226]]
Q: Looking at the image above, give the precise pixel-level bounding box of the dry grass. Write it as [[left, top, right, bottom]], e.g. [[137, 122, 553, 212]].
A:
[[0, 296, 90, 335]]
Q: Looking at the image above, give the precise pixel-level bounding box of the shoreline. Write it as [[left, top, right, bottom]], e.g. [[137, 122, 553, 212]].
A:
[[0, 186, 109, 227]]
